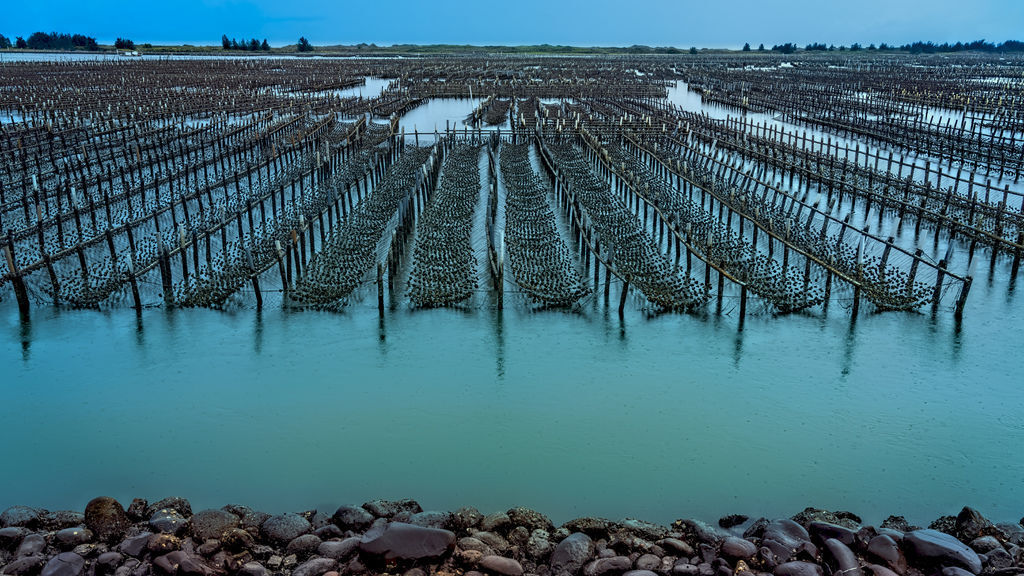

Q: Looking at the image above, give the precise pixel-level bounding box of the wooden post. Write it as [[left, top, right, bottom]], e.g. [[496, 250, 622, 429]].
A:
[[954, 276, 972, 320], [618, 279, 629, 318], [4, 234, 30, 318], [377, 262, 385, 317]]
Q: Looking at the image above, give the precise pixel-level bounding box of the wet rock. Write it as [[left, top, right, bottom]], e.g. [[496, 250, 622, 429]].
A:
[[1, 555, 47, 576], [453, 507, 484, 531], [743, 519, 770, 540], [480, 513, 512, 533], [582, 556, 632, 576], [358, 522, 455, 561], [408, 511, 453, 530], [823, 538, 863, 576], [16, 534, 46, 558], [552, 533, 596, 575], [808, 523, 857, 548], [880, 517, 911, 532], [473, 531, 510, 553], [41, 553, 85, 576], [955, 508, 1003, 542], [361, 500, 422, 519], [928, 517, 957, 536], [118, 533, 153, 558], [307, 512, 331, 531], [508, 507, 555, 533], [674, 564, 700, 576], [774, 562, 824, 576], [721, 537, 757, 560], [96, 552, 123, 575], [286, 534, 322, 559], [220, 529, 254, 553], [55, 527, 93, 549], [190, 510, 238, 541], [563, 518, 611, 538], [480, 555, 524, 576], [148, 534, 181, 554], [126, 500, 148, 523], [674, 519, 727, 545], [458, 548, 484, 565], [317, 538, 359, 561], [762, 520, 813, 563], [312, 525, 343, 540], [969, 536, 1002, 554], [220, 506, 269, 531], [940, 568, 977, 576], [903, 529, 982, 574], [85, 498, 130, 543], [791, 509, 861, 531], [146, 499, 192, 519], [291, 558, 338, 576], [331, 507, 374, 532], [1, 508, 44, 530], [659, 539, 695, 557], [624, 571, 659, 576], [866, 535, 905, 574], [618, 519, 668, 542], [238, 563, 268, 576], [635, 554, 661, 570], [983, 547, 1014, 570], [508, 526, 530, 548], [459, 537, 493, 554], [150, 510, 188, 535], [865, 565, 900, 576], [527, 529, 553, 560], [40, 512, 85, 532], [719, 516, 750, 530], [0, 527, 30, 549], [260, 514, 310, 546]]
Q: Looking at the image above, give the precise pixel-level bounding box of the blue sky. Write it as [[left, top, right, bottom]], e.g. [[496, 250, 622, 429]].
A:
[[4, 0, 1021, 48]]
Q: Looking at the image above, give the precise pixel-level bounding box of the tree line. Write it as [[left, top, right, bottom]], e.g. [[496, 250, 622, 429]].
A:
[[742, 39, 1024, 54], [221, 35, 271, 51], [0, 32, 99, 50]]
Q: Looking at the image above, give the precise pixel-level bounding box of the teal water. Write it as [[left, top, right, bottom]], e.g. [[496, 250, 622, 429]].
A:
[[2, 261, 1021, 525]]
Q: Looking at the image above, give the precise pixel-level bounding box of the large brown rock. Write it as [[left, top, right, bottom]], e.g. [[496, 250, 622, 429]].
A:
[[84, 498, 130, 543]]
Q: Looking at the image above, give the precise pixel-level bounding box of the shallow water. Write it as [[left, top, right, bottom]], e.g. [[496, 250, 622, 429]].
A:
[[2, 256, 1022, 525]]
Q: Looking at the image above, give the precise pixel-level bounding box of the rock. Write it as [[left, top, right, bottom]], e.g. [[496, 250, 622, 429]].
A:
[[617, 519, 668, 542], [39, 511, 85, 532], [125, 500, 148, 522], [774, 562, 823, 576], [940, 568, 978, 576], [762, 520, 812, 563], [903, 529, 982, 574], [146, 499, 193, 519], [147, 534, 181, 554], [453, 507, 483, 531], [823, 538, 863, 576], [660, 539, 695, 557], [16, 534, 46, 558], [635, 554, 661, 570], [808, 523, 857, 547], [85, 498, 130, 543], [582, 556, 632, 576], [459, 537, 493, 554], [55, 527, 93, 549], [40, 553, 85, 576], [150, 510, 188, 535], [95, 552, 123, 574], [291, 558, 338, 576], [674, 519, 727, 545], [790, 509, 861, 531], [880, 517, 911, 532], [955, 508, 1003, 542], [865, 565, 900, 576], [473, 531, 510, 553], [866, 535, 905, 574], [238, 563, 269, 576], [563, 518, 612, 538], [318, 538, 360, 561], [286, 534, 322, 559], [507, 507, 554, 533], [969, 536, 1002, 554], [673, 564, 700, 576], [508, 526, 530, 548], [480, 555, 524, 576], [220, 529, 255, 552], [361, 500, 422, 519], [117, 533, 153, 558], [313, 525, 343, 540], [261, 514, 311, 545], [527, 529, 553, 560], [624, 572, 659, 576], [220, 506, 269, 531], [188, 510, 238, 541], [359, 522, 455, 561], [480, 513, 512, 533], [308, 512, 331, 531], [331, 507, 374, 532], [721, 537, 757, 560], [408, 511, 453, 530], [551, 532, 595, 575], [929, 517, 957, 536], [0, 527, 30, 549], [984, 548, 1014, 570], [1, 555, 47, 576], [1, 508, 43, 530]]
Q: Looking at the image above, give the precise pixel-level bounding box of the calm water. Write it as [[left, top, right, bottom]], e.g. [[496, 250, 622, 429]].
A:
[[2, 260, 1022, 525]]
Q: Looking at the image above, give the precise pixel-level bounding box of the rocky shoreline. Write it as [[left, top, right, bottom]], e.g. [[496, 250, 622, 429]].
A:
[[1, 499, 1022, 576]]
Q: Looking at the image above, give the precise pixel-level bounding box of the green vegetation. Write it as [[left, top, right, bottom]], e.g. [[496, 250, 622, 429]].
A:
[[221, 35, 271, 51], [297, 37, 313, 52], [114, 38, 135, 50], [0, 34, 11, 49], [9, 32, 100, 51]]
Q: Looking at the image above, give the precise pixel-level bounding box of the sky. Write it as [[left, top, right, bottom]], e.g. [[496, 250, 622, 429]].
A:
[[3, 0, 1022, 48]]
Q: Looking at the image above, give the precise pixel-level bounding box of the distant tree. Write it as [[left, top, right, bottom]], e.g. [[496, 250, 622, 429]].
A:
[[805, 42, 827, 51], [0, 34, 11, 49], [867, 43, 877, 50], [16, 36, 27, 48], [850, 42, 863, 51], [230, 38, 239, 50], [249, 38, 259, 51], [222, 34, 231, 50], [742, 42, 751, 52], [689, 46, 698, 54], [771, 43, 797, 54], [828, 44, 836, 51], [757, 43, 765, 52], [261, 39, 270, 51], [114, 38, 135, 50], [297, 36, 313, 52]]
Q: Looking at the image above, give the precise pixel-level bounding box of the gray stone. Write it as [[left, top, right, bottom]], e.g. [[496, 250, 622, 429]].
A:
[[117, 533, 154, 558], [865, 565, 900, 576], [41, 553, 85, 576], [55, 527, 93, 549], [624, 572, 659, 576], [1, 508, 43, 530], [290, 558, 338, 576], [361, 500, 422, 519], [331, 507, 374, 532], [791, 508, 861, 530], [459, 537, 493, 554], [317, 537, 360, 561], [617, 519, 668, 542], [286, 534, 322, 559], [0, 527, 30, 550], [220, 506, 269, 531], [261, 514, 311, 546], [16, 534, 46, 558], [583, 556, 632, 576], [660, 539, 695, 557], [969, 536, 1002, 554], [563, 518, 612, 538], [40, 512, 85, 532], [635, 554, 661, 570], [358, 522, 455, 561], [125, 499, 148, 522], [190, 510, 239, 541], [763, 520, 813, 563], [408, 511, 453, 530], [983, 548, 1014, 570], [95, 552, 123, 575], [774, 562, 824, 576], [1, 555, 47, 576], [721, 537, 757, 560], [308, 512, 331, 531], [955, 508, 1001, 542], [453, 507, 483, 531], [85, 498, 130, 543], [479, 555, 524, 576], [221, 528, 255, 552], [903, 530, 982, 574], [238, 563, 269, 576], [673, 564, 700, 576], [147, 533, 182, 554], [473, 531, 510, 553], [809, 522, 857, 547], [866, 535, 905, 574], [149, 510, 188, 535], [940, 568, 977, 576], [552, 532, 595, 575], [822, 538, 863, 576], [480, 513, 512, 533], [146, 499, 192, 519], [507, 507, 554, 533], [527, 529, 553, 560]]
